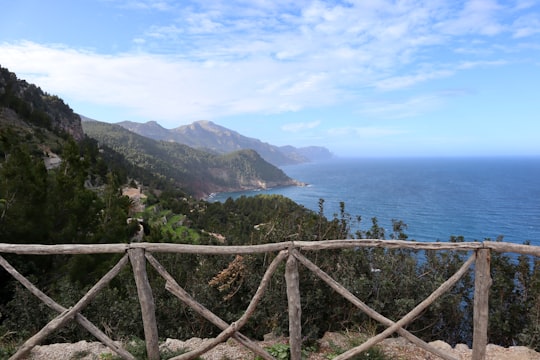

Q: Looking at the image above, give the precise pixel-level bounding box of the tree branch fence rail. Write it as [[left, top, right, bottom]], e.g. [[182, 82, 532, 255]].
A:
[[1, 239, 539, 360]]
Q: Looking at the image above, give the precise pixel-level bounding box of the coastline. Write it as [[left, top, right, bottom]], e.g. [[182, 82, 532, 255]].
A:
[[204, 179, 307, 202]]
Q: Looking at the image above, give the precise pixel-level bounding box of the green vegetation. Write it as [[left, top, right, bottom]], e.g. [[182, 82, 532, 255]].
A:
[[260, 343, 294, 360], [0, 66, 82, 140], [82, 120, 295, 198], [1, 64, 540, 358], [0, 330, 17, 359], [255, 334, 393, 360], [116, 119, 329, 167], [325, 334, 390, 360], [255, 342, 318, 360]]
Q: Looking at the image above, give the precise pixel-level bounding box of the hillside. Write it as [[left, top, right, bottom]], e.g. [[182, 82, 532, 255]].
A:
[[0, 66, 170, 194], [115, 119, 333, 166], [0, 66, 84, 141], [0, 66, 303, 199], [83, 120, 302, 198]]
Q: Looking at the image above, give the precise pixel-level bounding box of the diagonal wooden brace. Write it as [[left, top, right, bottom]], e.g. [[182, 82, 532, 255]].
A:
[[7, 254, 130, 360], [145, 251, 288, 360], [329, 252, 476, 360], [292, 249, 475, 360], [0, 254, 134, 360]]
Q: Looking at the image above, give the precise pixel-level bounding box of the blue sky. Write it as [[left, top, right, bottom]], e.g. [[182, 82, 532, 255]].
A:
[[1, 0, 539, 157]]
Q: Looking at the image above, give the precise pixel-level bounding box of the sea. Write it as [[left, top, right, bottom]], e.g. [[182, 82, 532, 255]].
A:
[[210, 157, 540, 247]]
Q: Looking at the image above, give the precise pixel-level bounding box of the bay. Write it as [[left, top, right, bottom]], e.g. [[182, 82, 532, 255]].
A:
[[211, 157, 540, 246]]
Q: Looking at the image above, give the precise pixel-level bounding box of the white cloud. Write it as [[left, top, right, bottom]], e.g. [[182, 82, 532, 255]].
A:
[[456, 59, 507, 69], [185, 12, 224, 34], [281, 120, 321, 133], [104, 0, 174, 11], [512, 14, 540, 38], [375, 69, 454, 91], [145, 24, 184, 39], [358, 95, 446, 120], [436, 0, 505, 36], [0, 41, 342, 125], [0, 0, 536, 126]]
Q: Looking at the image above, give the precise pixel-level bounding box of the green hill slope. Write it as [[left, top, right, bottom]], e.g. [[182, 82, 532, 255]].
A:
[[83, 120, 300, 198]]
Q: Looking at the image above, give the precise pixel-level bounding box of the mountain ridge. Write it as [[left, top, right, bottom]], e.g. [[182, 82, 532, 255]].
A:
[[1, 66, 303, 199], [82, 119, 303, 198], [114, 119, 333, 167]]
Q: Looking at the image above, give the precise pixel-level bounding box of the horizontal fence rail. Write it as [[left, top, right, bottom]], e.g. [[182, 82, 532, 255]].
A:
[[2, 239, 540, 255], [1, 239, 539, 360]]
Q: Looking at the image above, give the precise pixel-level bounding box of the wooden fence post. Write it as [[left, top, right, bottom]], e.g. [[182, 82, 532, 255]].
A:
[[472, 248, 492, 360], [129, 248, 160, 360], [286, 249, 302, 360]]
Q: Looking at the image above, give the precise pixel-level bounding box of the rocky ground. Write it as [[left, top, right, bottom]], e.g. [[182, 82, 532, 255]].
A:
[[25, 332, 540, 360]]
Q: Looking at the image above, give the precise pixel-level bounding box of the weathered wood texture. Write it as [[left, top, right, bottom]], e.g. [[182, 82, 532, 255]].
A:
[[292, 249, 464, 360], [2, 239, 538, 360], [286, 251, 302, 360], [0, 255, 134, 360], [472, 249, 492, 360], [332, 251, 476, 360], [483, 241, 540, 256], [146, 252, 286, 360], [154, 251, 288, 360], [2, 239, 539, 255], [169, 250, 284, 360], [0, 243, 129, 254], [8, 253, 129, 360], [129, 248, 160, 360]]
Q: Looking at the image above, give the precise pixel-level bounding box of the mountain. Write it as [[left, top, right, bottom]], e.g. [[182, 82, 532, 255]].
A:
[[82, 120, 302, 198], [1, 66, 303, 199], [1, 66, 166, 193], [277, 145, 335, 164], [116, 119, 333, 166], [0, 66, 84, 141]]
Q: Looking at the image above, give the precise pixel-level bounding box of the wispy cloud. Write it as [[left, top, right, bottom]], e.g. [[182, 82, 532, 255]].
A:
[[456, 59, 507, 69], [512, 13, 540, 38], [375, 69, 455, 91], [281, 120, 321, 133], [1, 0, 538, 126], [358, 95, 447, 120], [103, 0, 175, 11], [435, 0, 505, 36]]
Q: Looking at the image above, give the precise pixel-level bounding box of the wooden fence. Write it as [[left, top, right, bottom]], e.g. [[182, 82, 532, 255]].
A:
[[1, 239, 539, 360]]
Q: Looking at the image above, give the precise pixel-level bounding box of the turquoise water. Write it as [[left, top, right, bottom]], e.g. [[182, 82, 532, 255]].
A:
[[211, 157, 540, 246]]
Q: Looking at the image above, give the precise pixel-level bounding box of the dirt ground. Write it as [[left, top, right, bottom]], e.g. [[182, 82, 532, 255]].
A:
[[25, 332, 540, 360]]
